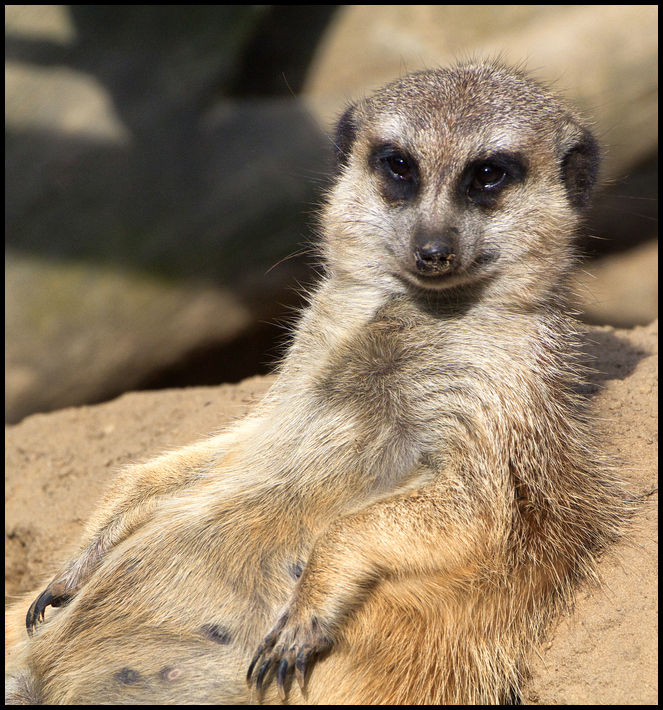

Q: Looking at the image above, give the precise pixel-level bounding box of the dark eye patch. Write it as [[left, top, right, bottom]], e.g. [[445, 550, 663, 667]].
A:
[[370, 144, 419, 202], [461, 152, 527, 207]]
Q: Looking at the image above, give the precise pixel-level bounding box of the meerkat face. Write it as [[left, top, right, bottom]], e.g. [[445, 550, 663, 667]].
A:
[[325, 63, 599, 295]]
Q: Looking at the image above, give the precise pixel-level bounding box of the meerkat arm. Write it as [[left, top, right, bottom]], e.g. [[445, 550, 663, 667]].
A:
[[248, 483, 489, 699], [26, 436, 224, 633]]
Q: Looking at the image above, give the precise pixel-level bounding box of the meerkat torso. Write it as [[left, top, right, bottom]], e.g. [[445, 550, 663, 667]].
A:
[[6, 62, 630, 705]]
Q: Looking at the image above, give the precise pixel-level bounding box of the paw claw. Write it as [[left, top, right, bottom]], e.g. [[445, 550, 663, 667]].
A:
[[247, 644, 265, 683], [295, 646, 311, 693], [26, 581, 74, 635], [255, 657, 273, 695], [277, 657, 289, 701]]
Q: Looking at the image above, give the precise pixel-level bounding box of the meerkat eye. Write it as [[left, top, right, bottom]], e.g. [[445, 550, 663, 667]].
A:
[[372, 146, 419, 202], [472, 162, 507, 190], [462, 153, 526, 206], [383, 154, 414, 182]]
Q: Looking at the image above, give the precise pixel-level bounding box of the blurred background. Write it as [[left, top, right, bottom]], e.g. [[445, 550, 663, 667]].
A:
[[5, 5, 658, 423]]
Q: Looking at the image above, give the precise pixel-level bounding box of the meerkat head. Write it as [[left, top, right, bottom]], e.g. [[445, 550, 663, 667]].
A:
[[322, 62, 600, 303]]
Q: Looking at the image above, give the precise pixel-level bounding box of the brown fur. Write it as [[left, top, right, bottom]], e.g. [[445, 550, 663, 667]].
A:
[[6, 61, 631, 704]]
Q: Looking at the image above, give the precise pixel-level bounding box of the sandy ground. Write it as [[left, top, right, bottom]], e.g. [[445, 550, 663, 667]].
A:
[[5, 321, 658, 704]]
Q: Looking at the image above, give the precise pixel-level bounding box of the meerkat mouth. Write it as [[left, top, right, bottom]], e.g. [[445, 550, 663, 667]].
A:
[[403, 269, 480, 292], [405, 246, 500, 291]]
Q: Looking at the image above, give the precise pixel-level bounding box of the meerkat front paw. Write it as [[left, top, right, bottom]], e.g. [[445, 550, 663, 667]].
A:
[[26, 581, 75, 635], [247, 604, 333, 701]]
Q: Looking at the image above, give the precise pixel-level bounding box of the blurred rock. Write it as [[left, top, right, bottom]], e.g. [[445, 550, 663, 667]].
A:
[[5, 6, 327, 422]]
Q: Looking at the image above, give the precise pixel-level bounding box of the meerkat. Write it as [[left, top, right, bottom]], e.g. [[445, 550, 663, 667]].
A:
[[6, 61, 631, 705]]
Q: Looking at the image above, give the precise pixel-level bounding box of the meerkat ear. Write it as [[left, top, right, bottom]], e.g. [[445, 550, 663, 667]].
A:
[[560, 124, 601, 212], [333, 104, 359, 170]]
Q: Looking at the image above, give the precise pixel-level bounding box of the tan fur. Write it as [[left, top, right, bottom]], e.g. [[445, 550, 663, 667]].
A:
[[6, 62, 631, 704]]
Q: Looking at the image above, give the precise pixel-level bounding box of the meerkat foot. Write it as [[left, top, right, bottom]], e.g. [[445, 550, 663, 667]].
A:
[[26, 581, 74, 635], [247, 608, 329, 700]]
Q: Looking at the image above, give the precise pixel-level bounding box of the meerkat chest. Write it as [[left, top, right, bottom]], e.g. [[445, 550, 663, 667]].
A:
[[309, 298, 449, 432]]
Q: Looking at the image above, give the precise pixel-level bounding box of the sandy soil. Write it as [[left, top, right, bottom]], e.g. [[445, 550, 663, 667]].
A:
[[5, 321, 658, 704]]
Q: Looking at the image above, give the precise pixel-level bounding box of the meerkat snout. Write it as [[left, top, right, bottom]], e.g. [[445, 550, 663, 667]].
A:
[[412, 229, 458, 275], [409, 225, 501, 290]]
